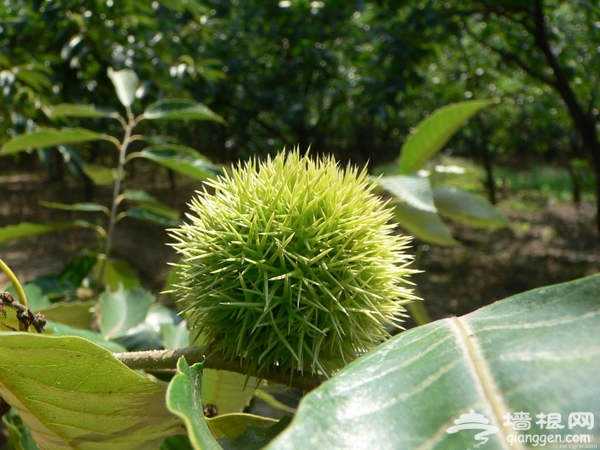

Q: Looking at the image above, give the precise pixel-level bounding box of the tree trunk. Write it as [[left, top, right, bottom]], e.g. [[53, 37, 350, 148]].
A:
[[531, 0, 600, 233], [477, 116, 497, 204]]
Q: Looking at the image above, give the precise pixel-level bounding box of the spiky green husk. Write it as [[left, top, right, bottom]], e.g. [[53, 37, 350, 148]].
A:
[[170, 151, 417, 380]]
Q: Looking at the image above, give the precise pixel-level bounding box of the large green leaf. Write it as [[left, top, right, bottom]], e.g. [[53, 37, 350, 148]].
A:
[[0, 333, 182, 449], [143, 99, 226, 124], [1, 128, 110, 155], [393, 202, 459, 246], [399, 100, 494, 174], [98, 288, 154, 339], [433, 187, 509, 228], [267, 275, 600, 450], [134, 145, 222, 181], [0, 221, 99, 245], [107, 68, 139, 108], [378, 174, 437, 212], [48, 104, 120, 120]]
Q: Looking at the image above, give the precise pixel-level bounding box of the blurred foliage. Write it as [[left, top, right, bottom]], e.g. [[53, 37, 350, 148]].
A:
[[0, 0, 598, 215]]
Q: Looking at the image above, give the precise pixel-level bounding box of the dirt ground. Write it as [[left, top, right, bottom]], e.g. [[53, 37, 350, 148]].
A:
[[1, 163, 599, 325]]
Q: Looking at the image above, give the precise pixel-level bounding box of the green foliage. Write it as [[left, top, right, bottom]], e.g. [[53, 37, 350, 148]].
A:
[[0, 66, 224, 295], [378, 101, 508, 246], [0, 333, 182, 448], [166, 358, 290, 450], [0, 2, 597, 447], [267, 274, 600, 449], [170, 151, 417, 379]]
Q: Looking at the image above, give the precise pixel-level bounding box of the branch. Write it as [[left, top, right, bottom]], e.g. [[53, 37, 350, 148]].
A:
[[463, 27, 556, 87], [113, 346, 326, 392]]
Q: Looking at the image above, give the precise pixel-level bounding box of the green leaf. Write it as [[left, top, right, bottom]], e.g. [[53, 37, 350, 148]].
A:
[[136, 146, 222, 181], [0, 221, 99, 245], [266, 275, 600, 450], [2, 408, 39, 450], [433, 187, 509, 228], [92, 257, 141, 292], [37, 301, 96, 329], [98, 288, 154, 339], [57, 254, 98, 290], [0, 333, 181, 449], [119, 207, 181, 227], [160, 435, 194, 450], [121, 190, 179, 218], [393, 202, 459, 246], [217, 415, 291, 450], [143, 99, 226, 124], [44, 321, 127, 353], [83, 164, 122, 185], [40, 200, 110, 215], [160, 322, 190, 350], [14, 67, 52, 91], [107, 67, 139, 108], [378, 175, 436, 212], [202, 370, 259, 415], [120, 190, 180, 221], [48, 104, 120, 120], [399, 100, 494, 174], [166, 358, 222, 450], [1, 128, 110, 155]]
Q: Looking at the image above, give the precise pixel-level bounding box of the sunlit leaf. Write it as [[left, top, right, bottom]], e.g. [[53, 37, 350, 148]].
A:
[[399, 100, 494, 174], [143, 99, 226, 124], [107, 67, 139, 108], [1, 128, 110, 155], [49, 104, 120, 120], [433, 187, 509, 228], [135, 146, 222, 181], [267, 275, 600, 450], [0, 333, 181, 449], [377, 174, 436, 212], [82, 164, 122, 185], [393, 202, 459, 246]]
